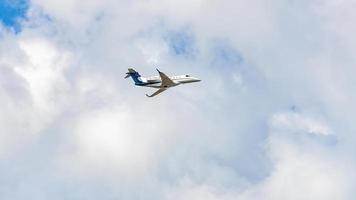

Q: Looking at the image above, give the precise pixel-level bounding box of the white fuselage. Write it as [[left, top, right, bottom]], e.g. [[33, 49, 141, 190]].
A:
[[139, 74, 201, 88]]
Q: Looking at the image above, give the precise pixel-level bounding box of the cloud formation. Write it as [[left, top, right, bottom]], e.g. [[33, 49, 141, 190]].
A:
[[1, 0, 356, 199]]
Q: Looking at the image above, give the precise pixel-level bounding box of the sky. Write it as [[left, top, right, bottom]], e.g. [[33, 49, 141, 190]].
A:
[[1, 0, 356, 199]]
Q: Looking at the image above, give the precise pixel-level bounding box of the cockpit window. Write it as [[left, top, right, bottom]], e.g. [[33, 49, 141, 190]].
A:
[[185, 75, 190, 77]]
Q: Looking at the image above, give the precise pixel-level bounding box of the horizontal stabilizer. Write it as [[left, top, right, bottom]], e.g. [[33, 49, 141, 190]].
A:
[[125, 68, 144, 85]]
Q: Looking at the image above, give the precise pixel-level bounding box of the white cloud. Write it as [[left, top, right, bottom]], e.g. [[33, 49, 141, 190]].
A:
[[0, 31, 71, 158], [15, 38, 71, 112], [271, 112, 332, 136], [238, 142, 355, 200], [61, 105, 165, 178], [1, 0, 356, 199]]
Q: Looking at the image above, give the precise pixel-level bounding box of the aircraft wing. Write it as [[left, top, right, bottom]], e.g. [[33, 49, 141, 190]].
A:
[[146, 88, 166, 97], [157, 69, 175, 87]]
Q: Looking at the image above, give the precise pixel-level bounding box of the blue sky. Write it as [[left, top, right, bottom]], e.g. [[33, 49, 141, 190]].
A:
[[165, 31, 197, 58], [0, 0, 28, 32], [1, 0, 356, 199]]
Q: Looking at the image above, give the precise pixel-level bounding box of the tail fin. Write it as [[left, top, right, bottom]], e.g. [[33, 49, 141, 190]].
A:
[[125, 68, 145, 85]]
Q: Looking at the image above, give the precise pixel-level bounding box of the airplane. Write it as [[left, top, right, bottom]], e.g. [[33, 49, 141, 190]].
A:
[[125, 68, 201, 97]]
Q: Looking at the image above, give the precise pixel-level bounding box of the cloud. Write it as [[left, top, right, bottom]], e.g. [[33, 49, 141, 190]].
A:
[[237, 113, 355, 200], [165, 30, 197, 59], [238, 143, 355, 200], [1, 0, 356, 199], [0, 30, 71, 158], [270, 111, 333, 136], [60, 105, 168, 178]]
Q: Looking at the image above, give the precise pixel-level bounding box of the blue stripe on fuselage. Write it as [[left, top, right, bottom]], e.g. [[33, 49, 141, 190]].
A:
[[135, 80, 161, 86]]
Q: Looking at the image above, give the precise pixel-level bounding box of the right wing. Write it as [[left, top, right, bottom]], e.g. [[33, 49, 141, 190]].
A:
[[157, 69, 175, 87], [146, 88, 167, 97]]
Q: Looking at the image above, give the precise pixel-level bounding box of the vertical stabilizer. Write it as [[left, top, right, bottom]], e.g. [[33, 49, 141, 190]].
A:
[[125, 68, 145, 85]]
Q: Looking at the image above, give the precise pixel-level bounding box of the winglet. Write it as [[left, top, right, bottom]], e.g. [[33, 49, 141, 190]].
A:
[[145, 88, 166, 98], [156, 68, 160, 73]]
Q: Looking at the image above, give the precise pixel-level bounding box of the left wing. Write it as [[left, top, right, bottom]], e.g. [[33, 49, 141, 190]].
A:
[[157, 69, 175, 87], [146, 88, 166, 97]]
